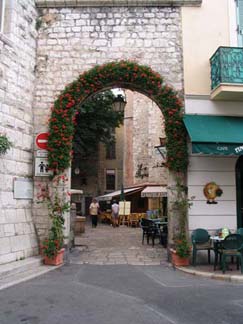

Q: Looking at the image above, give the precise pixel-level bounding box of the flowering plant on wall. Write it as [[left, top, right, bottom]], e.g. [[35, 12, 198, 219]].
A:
[[47, 60, 188, 174], [170, 177, 195, 259], [0, 134, 12, 155], [37, 175, 70, 259]]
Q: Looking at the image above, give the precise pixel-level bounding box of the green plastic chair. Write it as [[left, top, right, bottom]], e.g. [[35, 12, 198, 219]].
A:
[[236, 228, 243, 237], [221, 234, 243, 274], [191, 228, 213, 266]]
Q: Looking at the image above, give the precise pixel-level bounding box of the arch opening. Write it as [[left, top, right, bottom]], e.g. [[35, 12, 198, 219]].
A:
[[47, 61, 188, 174]]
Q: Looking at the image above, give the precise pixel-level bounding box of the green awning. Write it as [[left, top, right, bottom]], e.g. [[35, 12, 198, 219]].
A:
[[183, 115, 243, 155]]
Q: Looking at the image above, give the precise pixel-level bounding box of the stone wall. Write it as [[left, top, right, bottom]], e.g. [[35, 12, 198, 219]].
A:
[[132, 92, 167, 186], [34, 5, 183, 130], [35, 0, 202, 8], [0, 0, 38, 264], [34, 4, 183, 238]]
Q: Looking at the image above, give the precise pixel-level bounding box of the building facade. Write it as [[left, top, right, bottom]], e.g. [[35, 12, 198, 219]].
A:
[[0, 0, 203, 264], [182, 0, 243, 233], [71, 89, 166, 215], [0, 0, 39, 264]]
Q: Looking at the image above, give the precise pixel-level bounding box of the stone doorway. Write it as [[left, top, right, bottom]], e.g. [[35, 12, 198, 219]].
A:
[[71, 222, 168, 266]]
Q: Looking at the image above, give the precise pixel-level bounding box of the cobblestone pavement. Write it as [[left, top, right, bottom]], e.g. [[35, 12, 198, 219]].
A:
[[71, 223, 168, 266]]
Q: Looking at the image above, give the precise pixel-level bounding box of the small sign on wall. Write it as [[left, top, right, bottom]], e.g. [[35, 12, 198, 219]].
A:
[[14, 178, 33, 199], [35, 157, 53, 177], [36, 150, 48, 158]]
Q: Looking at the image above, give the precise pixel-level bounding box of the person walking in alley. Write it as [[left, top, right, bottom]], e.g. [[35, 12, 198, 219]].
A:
[[89, 198, 100, 228], [111, 200, 119, 227]]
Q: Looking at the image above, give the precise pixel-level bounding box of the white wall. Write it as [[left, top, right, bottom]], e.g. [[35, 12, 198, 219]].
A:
[[185, 96, 243, 116], [228, 0, 238, 46], [182, 0, 230, 95], [188, 156, 237, 232]]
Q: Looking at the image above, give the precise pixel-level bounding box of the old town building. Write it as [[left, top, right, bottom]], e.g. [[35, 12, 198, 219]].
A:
[[5, 0, 243, 266]]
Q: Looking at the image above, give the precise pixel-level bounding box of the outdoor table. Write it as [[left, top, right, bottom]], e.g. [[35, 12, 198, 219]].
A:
[[210, 236, 224, 270], [149, 219, 168, 247], [150, 219, 167, 228]]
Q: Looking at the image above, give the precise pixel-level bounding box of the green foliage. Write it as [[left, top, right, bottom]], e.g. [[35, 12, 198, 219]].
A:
[[175, 234, 191, 258], [73, 91, 123, 156], [0, 134, 12, 155], [37, 175, 70, 259], [35, 17, 42, 31], [47, 60, 188, 174], [41, 238, 61, 259], [172, 177, 194, 258]]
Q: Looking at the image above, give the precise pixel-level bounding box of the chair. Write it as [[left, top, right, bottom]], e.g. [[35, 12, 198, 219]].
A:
[[140, 218, 151, 244], [119, 215, 129, 226], [140, 218, 160, 247], [221, 234, 243, 274], [191, 228, 213, 266], [237, 228, 243, 237], [160, 224, 168, 248], [129, 213, 139, 227]]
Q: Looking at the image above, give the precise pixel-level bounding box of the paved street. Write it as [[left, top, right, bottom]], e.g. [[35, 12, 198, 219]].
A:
[[1, 263, 243, 324], [0, 223, 243, 324], [73, 222, 167, 265]]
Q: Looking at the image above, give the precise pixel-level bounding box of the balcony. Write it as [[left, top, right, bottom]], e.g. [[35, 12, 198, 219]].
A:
[[210, 47, 243, 100]]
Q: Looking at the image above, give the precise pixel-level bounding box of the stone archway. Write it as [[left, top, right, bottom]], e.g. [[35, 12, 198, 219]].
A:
[[44, 60, 188, 248], [47, 61, 187, 174]]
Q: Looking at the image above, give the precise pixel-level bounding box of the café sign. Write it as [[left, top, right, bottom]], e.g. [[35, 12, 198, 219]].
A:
[[192, 143, 243, 155]]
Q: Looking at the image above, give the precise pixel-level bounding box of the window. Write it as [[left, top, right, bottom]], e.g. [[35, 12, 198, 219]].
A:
[[106, 169, 116, 191], [106, 141, 116, 160], [236, 0, 243, 46], [0, 0, 5, 33]]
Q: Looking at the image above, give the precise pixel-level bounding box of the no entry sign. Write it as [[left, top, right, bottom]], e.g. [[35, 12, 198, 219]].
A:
[[36, 132, 48, 150]]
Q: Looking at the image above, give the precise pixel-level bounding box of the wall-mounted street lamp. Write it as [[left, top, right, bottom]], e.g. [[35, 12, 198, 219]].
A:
[[154, 137, 167, 160], [112, 94, 127, 113], [74, 167, 80, 175]]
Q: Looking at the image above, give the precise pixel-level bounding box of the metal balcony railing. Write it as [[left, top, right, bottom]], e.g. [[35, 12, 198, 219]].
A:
[[210, 46, 243, 91]]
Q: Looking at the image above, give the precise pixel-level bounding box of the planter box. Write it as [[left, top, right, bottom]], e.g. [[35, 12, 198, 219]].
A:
[[170, 249, 190, 266], [43, 248, 65, 266]]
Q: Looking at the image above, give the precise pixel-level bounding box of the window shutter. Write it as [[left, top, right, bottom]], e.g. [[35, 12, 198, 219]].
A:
[[237, 0, 243, 46]]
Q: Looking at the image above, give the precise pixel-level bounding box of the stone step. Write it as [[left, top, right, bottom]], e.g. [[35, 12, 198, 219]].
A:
[[0, 264, 59, 291], [0, 256, 43, 280], [0, 256, 62, 290]]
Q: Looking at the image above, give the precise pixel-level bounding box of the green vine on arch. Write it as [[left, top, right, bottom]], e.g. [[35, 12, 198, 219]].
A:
[[47, 60, 188, 174]]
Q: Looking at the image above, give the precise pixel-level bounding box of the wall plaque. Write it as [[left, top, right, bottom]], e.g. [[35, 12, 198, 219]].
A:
[[14, 178, 33, 199]]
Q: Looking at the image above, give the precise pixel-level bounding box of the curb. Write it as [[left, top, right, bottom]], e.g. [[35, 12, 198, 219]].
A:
[[176, 266, 243, 283], [0, 264, 63, 291], [0, 256, 65, 291]]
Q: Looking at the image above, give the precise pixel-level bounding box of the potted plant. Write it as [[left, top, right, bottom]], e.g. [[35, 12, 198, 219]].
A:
[[170, 234, 191, 266], [170, 177, 194, 267], [41, 237, 65, 266], [0, 134, 12, 155], [37, 175, 70, 265]]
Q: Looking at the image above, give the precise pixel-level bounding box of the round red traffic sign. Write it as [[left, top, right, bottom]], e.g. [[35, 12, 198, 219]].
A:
[[36, 132, 49, 150]]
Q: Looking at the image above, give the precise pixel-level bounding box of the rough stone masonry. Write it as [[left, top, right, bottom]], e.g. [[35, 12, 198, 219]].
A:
[[0, 0, 38, 265], [33, 4, 184, 241], [0, 0, 203, 263]]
